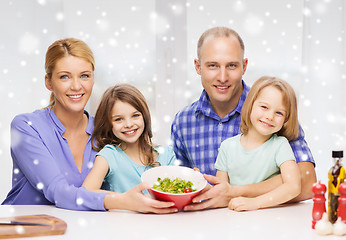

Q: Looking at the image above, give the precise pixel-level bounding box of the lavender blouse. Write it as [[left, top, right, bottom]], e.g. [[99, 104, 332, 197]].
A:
[[2, 108, 107, 211]]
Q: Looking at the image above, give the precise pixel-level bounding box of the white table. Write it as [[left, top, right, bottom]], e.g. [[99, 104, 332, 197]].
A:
[[0, 201, 344, 240]]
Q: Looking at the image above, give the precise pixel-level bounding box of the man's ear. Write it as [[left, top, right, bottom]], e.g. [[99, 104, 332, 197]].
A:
[[45, 75, 52, 91], [242, 58, 248, 75], [194, 59, 201, 75]]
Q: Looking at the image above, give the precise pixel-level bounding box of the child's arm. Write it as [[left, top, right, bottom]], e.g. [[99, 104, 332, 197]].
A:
[[229, 160, 301, 211], [216, 170, 229, 182], [82, 156, 109, 192]]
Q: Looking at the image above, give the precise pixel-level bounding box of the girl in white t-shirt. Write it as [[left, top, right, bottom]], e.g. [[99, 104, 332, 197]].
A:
[[215, 76, 301, 211]]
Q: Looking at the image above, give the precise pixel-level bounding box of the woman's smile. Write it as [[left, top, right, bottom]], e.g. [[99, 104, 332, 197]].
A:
[[67, 93, 84, 100]]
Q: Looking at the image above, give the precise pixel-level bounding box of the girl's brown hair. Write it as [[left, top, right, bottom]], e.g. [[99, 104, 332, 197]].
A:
[[240, 76, 299, 141], [92, 84, 157, 166], [45, 38, 95, 108]]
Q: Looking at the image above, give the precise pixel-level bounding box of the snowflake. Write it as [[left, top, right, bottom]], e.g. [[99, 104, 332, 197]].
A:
[[303, 8, 311, 16], [157, 146, 165, 154], [244, 14, 263, 35], [174, 159, 182, 166], [303, 99, 311, 107], [36, 0, 46, 6], [36, 182, 44, 190], [327, 114, 335, 123], [163, 115, 171, 123], [56, 12, 64, 21], [96, 19, 109, 31], [76, 198, 84, 205], [18, 33, 40, 54], [40, 99, 48, 107], [15, 226, 25, 234], [78, 218, 88, 227], [87, 162, 93, 169]]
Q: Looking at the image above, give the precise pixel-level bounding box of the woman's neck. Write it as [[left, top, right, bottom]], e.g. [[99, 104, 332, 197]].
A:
[[52, 106, 86, 131]]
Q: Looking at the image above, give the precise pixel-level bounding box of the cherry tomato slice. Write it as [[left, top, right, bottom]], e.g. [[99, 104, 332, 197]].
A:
[[184, 187, 192, 193]]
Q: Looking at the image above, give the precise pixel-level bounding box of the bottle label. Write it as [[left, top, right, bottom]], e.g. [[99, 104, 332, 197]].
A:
[[328, 166, 346, 223]]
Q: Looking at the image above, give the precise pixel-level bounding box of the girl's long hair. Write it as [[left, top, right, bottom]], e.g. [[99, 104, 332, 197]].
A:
[[92, 84, 157, 166], [240, 76, 299, 141]]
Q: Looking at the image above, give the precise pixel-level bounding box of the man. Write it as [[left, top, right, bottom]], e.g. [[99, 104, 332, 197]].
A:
[[171, 27, 316, 210]]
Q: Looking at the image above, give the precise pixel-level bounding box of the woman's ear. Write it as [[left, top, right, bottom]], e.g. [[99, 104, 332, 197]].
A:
[[45, 75, 52, 91]]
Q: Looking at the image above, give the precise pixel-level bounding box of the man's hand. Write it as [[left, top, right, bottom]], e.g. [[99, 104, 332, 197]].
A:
[[184, 174, 232, 211]]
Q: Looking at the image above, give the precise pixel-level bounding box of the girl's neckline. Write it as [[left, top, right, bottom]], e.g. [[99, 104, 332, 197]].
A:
[[116, 145, 160, 167], [239, 134, 275, 152]]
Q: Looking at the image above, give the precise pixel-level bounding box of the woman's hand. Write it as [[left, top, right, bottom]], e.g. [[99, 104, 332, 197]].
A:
[[104, 183, 178, 214]]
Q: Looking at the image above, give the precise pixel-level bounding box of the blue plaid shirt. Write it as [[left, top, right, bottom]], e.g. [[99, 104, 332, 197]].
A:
[[171, 81, 315, 176]]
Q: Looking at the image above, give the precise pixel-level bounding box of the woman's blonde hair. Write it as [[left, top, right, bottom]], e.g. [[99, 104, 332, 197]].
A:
[[44, 38, 95, 108], [240, 76, 299, 141], [91, 84, 157, 166]]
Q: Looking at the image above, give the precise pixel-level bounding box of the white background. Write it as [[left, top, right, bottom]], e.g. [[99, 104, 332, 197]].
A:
[[0, 0, 345, 201]]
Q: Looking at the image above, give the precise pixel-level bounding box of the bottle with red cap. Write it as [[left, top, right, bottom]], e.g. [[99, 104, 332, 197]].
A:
[[328, 150, 346, 223]]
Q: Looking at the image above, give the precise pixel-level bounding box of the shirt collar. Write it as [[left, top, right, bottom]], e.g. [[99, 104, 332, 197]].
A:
[[196, 80, 250, 121]]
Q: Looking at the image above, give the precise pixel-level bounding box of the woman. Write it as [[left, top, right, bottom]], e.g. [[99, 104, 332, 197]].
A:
[[2, 38, 176, 213]]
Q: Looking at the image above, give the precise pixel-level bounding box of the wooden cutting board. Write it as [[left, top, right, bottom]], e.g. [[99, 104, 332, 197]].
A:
[[0, 214, 67, 239]]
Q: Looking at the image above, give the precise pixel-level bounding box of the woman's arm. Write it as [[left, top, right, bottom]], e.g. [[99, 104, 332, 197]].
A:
[[229, 160, 301, 211], [103, 183, 178, 214], [9, 114, 107, 211], [10, 116, 177, 214]]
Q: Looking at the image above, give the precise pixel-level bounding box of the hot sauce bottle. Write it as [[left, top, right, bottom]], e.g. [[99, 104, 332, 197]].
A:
[[328, 150, 346, 223]]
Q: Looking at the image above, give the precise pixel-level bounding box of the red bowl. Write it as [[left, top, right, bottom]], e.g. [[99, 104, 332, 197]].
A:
[[141, 166, 207, 211]]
